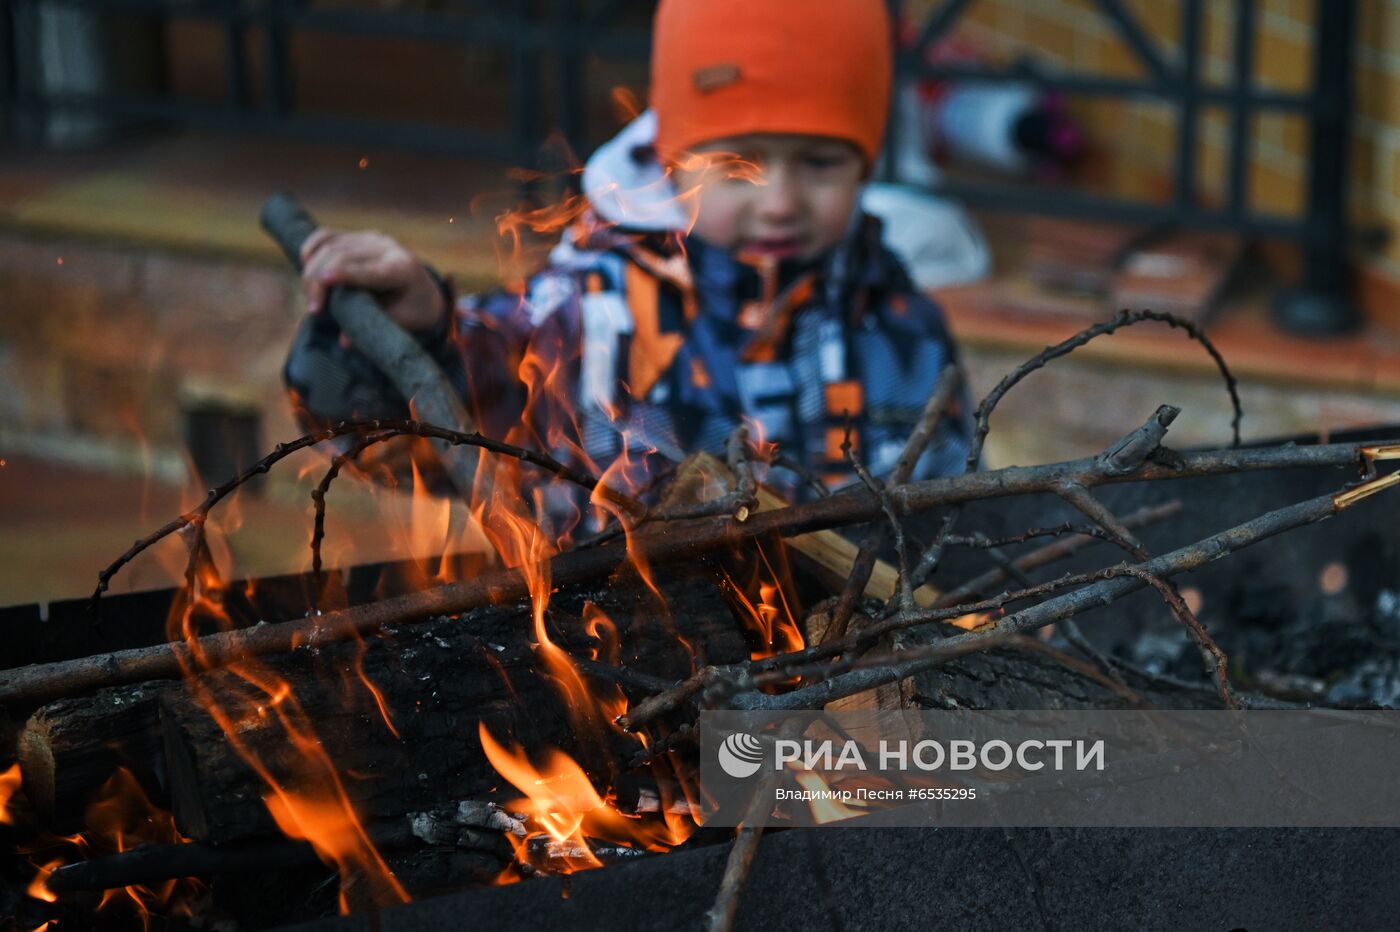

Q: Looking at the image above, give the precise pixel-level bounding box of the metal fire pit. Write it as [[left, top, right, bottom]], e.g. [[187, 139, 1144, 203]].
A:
[[280, 824, 1400, 932], [5, 427, 1400, 930]]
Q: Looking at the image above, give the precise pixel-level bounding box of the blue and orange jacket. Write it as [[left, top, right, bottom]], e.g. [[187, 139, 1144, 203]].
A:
[[285, 118, 971, 500], [285, 216, 970, 501]]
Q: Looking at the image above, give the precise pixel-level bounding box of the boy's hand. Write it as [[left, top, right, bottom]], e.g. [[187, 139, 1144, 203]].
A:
[[299, 229, 447, 340]]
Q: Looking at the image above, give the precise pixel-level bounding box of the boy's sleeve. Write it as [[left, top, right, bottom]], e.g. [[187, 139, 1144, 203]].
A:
[[448, 272, 587, 446], [281, 266, 590, 452]]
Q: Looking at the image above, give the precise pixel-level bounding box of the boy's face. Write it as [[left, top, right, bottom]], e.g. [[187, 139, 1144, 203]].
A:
[[671, 134, 866, 264]]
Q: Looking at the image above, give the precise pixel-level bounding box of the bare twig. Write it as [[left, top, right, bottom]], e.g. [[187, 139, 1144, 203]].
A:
[[845, 435, 915, 615], [770, 453, 831, 498], [703, 824, 764, 932], [1007, 636, 1146, 706], [92, 418, 642, 609], [642, 424, 760, 524], [1053, 481, 1150, 560], [964, 312, 1241, 475], [635, 566, 1145, 728], [1116, 565, 1238, 709], [942, 522, 1143, 552], [730, 484, 1361, 712], [913, 310, 1240, 591], [310, 429, 398, 604], [971, 533, 1136, 697], [704, 721, 806, 932], [932, 501, 1183, 608]]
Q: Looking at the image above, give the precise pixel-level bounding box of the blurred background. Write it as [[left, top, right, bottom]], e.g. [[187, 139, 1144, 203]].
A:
[[3, 0, 1400, 607]]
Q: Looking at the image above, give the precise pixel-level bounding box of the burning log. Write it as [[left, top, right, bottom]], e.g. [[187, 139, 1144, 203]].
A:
[[27, 574, 744, 847], [16, 683, 169, 834], [149, 570, 750, 845]]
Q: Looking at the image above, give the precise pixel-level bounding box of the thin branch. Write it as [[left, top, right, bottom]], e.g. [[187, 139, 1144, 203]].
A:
[[965, 312, 1241, 476], [1116, 566, 1238, 709], [932, 501, 1183, 608], [92, 418, 642, 609], [913, 310, 1240, 590], [636, 567, 1132, 728], [971, 532, 1135, 698], [941, 522, 1142, 552], [1006, 635, 1146, 707], [310, 430, 399, 605], [703, 825, 764, 932], [729, 484, 1365, 712], [770, 453, 831, 498], [643, 424, 759, 523], [1054, 481, 1150, 560], [704, 721, 806, 932], [845, 434, 915, 615]]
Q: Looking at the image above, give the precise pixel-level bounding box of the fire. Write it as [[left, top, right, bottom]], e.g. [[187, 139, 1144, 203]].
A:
[[720, 544, 806, 662], [264, 789, 404, 913], [26, 858, 62, 903], [165, 564, 409, 912], [12, 768, 205, 926], [50, 122, 816, 923], [1, 762, 21, 825], [949, 611, 995, 631], [479, 724, 694, 879], [83, 768, 206, 926]]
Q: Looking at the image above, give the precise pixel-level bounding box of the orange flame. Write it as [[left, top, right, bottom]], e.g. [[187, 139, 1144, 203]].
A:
[[721, 544, 806, 662], [165, 564, 409, 912], [479, 724, 693, 880], [13, 768, 201, 925], [27, 858, 61, 903], [0, 762, 21, 825], [949, 611, 995, 631]]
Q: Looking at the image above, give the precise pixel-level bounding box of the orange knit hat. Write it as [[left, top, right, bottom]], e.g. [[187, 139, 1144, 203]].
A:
[[650, 0, 893, 165]]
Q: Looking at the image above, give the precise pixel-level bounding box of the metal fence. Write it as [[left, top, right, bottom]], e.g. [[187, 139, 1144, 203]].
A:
[[0, 0, 1362, 330], [895, 0, 1358, 332], [0, 0, 651, 162]]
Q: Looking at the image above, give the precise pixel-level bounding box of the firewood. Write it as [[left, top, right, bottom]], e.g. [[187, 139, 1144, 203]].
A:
[[17, 683, 170, 833], [158, 573, 745, 845], [660, 452, 938, 608]]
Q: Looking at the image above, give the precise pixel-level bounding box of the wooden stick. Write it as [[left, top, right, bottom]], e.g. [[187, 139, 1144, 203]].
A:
[[260, 193, 480, 498]]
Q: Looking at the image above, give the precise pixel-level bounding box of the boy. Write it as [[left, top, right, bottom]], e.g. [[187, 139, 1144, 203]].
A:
[[284, 0, 970, 501]]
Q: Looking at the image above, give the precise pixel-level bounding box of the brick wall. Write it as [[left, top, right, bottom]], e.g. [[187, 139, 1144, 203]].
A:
[[913, 0, 1400, 275], [0, 231, 301, 481]]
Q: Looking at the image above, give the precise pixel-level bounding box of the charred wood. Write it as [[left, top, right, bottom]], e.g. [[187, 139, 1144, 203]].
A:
[[17, 682, 170, 833], [158, 574, 744, 845]]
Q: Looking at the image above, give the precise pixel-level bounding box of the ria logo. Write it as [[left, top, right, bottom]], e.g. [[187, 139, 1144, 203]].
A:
[[718, 732, 765, 778]]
